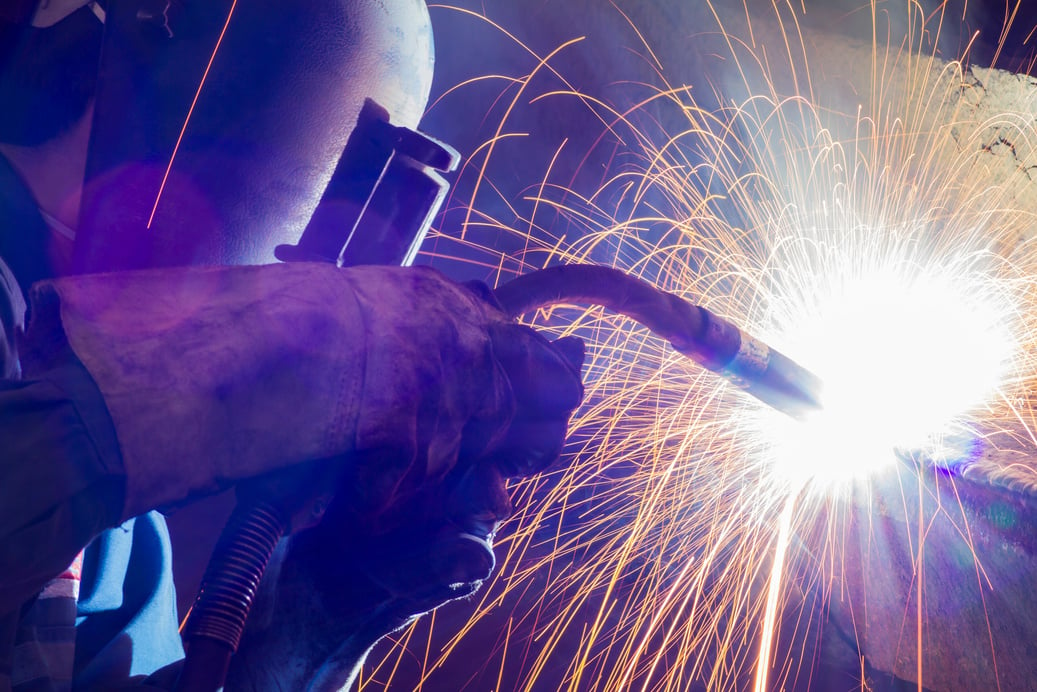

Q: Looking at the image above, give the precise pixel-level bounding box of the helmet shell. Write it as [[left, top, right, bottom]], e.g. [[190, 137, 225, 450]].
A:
[[74, 0, 434, 272]]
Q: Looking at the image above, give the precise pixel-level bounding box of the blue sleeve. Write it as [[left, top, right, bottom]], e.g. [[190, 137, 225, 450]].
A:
[[73, 512, 184, 688]]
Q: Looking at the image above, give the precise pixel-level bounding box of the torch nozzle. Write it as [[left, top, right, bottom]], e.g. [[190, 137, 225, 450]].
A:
[[672, 306, 824, 419], [494, 265, 824, 419]]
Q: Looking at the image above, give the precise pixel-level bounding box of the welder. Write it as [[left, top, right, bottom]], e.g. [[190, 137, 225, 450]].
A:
[[0, 1, 584, 689]]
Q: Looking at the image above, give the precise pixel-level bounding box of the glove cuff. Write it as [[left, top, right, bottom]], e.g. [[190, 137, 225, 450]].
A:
[[28, 263, 367, 521]]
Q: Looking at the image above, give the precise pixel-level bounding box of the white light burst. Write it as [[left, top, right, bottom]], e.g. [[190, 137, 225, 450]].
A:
[[755, 226, 1020, 490]]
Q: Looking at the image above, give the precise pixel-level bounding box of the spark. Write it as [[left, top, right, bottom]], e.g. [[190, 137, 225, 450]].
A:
[[364, 2, 1037, 690], [148, 0, 238, 228], [755, 236, 1019, 491]]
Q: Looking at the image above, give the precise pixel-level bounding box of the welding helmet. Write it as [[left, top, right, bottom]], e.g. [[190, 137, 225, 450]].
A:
[[4, 0, 439, 272]]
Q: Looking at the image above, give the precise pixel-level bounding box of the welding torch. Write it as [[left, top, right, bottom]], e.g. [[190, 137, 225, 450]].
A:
[[494, 264, 824, 420], [272, 101, 824, 419]]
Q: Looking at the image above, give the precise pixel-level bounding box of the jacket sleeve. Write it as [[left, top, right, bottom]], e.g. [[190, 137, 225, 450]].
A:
[[0, 257, 126, 616]]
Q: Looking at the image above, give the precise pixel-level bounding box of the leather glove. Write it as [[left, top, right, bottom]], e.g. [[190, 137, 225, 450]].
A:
[[22, 263, 584, 524], [225, 327, 585, 691]]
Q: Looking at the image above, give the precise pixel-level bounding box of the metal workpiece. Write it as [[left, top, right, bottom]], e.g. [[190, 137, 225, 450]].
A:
[[494, 264, 824, 418]]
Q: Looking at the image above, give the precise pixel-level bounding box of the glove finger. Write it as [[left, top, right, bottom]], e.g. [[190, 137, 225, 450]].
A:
[[444, 458, 513, 531], [494, 416, 570, 478], [485, 325, 585, 477], [489, 324, 584, 415], [461, 279, 506, 311], [551, 335, 586, 373]]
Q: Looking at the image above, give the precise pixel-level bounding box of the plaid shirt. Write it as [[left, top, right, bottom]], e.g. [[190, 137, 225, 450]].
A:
[[9, 554, 82, 692]]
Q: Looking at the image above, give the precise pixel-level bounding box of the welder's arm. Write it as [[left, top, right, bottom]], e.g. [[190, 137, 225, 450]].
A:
[[0, 258, 126, 616], [20, 262, 583, 526], [0, 260, 585, 689], [18, 260, 582, 520], [0, 352, 127, 615]]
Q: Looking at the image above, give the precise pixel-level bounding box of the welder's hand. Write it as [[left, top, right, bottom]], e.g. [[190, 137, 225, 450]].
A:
[[21, 263, 584, 524], [226, 367, 585, 692]]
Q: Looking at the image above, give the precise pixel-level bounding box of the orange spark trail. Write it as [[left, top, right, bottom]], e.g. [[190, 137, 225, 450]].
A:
[[148, 0, 238, 228], [754, 492, 797, 692]]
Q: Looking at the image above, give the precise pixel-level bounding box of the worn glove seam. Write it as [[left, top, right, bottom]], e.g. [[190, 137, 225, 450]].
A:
[[328, 275, 366, 457]]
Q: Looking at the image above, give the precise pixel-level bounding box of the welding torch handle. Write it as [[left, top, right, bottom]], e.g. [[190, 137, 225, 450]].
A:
[[493, 264, 822, 418]]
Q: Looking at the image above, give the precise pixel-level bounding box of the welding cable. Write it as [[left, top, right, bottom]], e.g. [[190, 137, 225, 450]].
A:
[[494, 264, 823, 419], [174, 502, 287, 692]]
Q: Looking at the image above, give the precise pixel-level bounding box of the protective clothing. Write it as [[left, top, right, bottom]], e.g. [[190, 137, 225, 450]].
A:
[[0, 3, 582, 688], [0, 254, 184, 688], [24, 261, 584, 526]]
